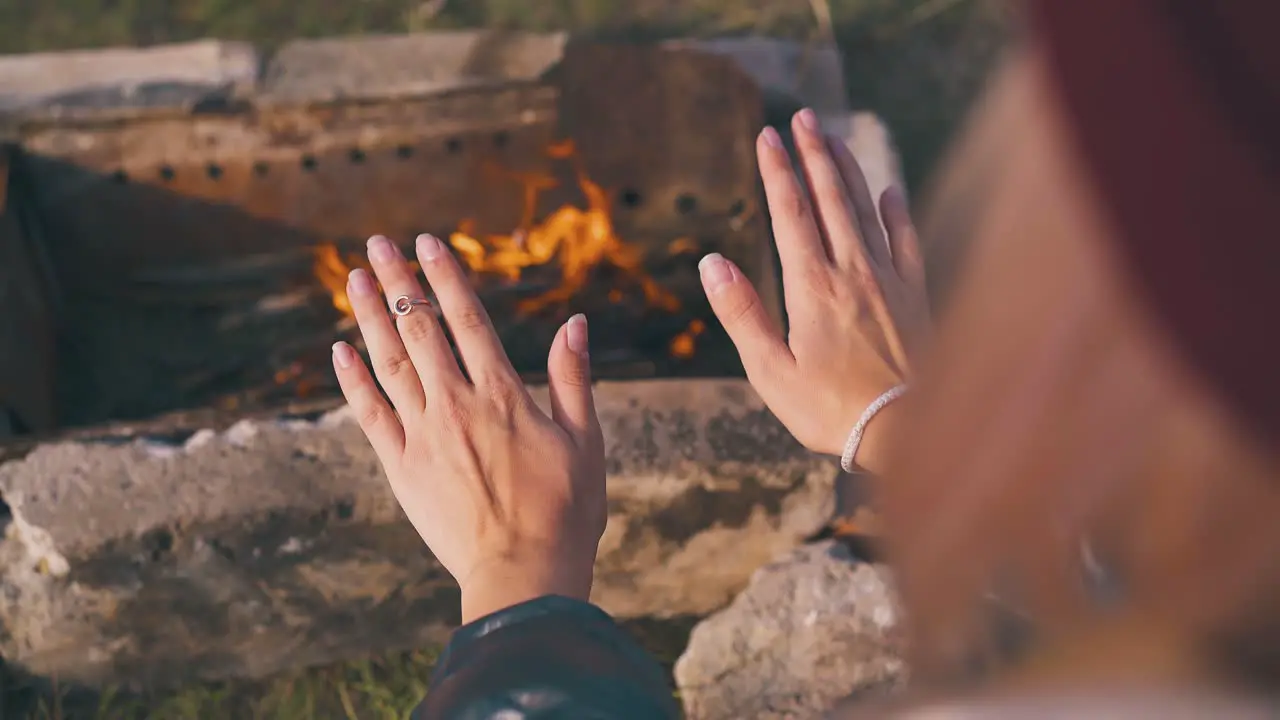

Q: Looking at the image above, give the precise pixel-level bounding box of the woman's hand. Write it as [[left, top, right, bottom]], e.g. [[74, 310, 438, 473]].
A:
[[332, 234, 606, 623], [700, 109, 931, 474]]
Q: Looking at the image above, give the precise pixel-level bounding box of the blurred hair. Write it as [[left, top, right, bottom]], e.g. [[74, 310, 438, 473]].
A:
[[881, 46, 1280, 698]]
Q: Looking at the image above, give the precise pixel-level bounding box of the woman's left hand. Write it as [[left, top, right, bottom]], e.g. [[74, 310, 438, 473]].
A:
[[332, 233, 606, 623]]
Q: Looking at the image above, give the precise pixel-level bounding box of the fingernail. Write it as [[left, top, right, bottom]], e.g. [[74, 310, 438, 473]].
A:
[[699, 253, 735, 294], [348, 268, 375, 296], [566, 314, 589, 356], [796, 108, 819, 131], [367, 235, 398, 263], [760, 126, 783, 149], [417, 233, 443, 262], [332, 341, 355, 370], [884, 185, 908, 210]]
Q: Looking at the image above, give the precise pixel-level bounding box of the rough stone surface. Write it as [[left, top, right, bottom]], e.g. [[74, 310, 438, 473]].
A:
[[0, 31, 848, 122], [0, 40, 258, 118], [0, 380, 836, 688], [675, 541, 905, 720], [260, 30, 567, 104]]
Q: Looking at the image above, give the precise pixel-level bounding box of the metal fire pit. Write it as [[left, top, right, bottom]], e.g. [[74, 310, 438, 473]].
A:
[[0, 35, 778, 432]]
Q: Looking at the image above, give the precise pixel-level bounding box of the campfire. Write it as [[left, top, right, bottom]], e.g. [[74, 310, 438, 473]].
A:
[[305, 137, 708, 402], [314, 139, 682, 322], [0, 41, 771, 435]]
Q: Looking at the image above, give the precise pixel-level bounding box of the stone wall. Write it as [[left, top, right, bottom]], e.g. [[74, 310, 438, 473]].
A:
[[0, 380, 836, 687]]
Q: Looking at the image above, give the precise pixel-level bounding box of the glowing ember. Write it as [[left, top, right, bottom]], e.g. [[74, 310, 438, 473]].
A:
[[669, 319, 706, 359], [449, 139, 679, 315]]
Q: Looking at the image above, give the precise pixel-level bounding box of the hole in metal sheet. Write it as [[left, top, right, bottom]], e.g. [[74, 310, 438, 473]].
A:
[[620, 188, 644, 209], [301, 155, 318, 172], [396, 144, 414, 160], [349, 148, 366, 164], [206, 163, 223, 180], [445, 138, 463, 154], [158, 165, 176, 182], [675, 193, 698, 215], [252, 162, 270, 178], [145, 528, 175, 562], [728, 198, 748, 218]]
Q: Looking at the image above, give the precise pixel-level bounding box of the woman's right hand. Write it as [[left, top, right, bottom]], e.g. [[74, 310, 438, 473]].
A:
[[699, 109, 931, 474]]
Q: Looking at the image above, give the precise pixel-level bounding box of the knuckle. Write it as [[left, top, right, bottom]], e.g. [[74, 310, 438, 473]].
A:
[[556, 362, 591, 388], [355, 400, 391, 431], [437, 392, 471, 430], [482, 377, 525, 414], [782, 189, 812, 223], [718, 290, 759, 328], [377, 350, 415, 379], [802, 265, 836, 296], [398, 316, 436, 345], [452, 305, 491, 333]]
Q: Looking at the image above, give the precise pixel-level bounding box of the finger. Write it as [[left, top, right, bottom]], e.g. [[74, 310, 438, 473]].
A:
[[880, 186, 926, 288], [699, 253, 794, 387], [347, 267, 426, 415], [547, 314, 601, 450], [757, 126, 831, 286], [826, 132, 893, 268], [332, 341, 405, 458], [415, 233, 519, 387], [791, 109, 872, 270], [366, 235, 464, 389]]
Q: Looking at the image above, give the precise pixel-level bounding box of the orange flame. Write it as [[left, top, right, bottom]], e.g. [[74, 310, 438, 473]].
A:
[[309, 139, 693, 380], [449, 139, 679, 315], [313, 244, 419, 317]]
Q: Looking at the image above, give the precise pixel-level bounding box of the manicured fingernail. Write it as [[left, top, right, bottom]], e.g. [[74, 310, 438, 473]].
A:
[[332, 341, 355, 370], [760, 126, 783, 149], [796, 108, 819, 131], [348, 268, 375, 296], [367, 235, 397, 263], [416, 233, 443, 262], [699, 253, 734, 293], [567, 314, 589, 356]]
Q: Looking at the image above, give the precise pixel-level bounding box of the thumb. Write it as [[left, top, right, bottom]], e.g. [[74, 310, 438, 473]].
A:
[[548, 314, 601, 449], [699, 253, 793, 386]]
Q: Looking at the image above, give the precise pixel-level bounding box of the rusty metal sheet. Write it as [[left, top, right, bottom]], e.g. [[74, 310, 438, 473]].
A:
[[17, 45, 770, 299], [19, 85, 560, 294]]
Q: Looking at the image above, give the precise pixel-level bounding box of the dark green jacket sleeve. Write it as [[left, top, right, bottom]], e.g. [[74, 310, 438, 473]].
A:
[[413, 595, 681, 719]]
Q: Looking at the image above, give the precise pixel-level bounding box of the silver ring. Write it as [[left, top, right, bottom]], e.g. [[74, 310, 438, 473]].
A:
[[391, 295, 432, 317]]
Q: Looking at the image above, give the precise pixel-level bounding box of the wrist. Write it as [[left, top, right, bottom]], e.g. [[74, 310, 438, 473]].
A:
[[458, 550, 594, 624], [841, 398, 905, 476]]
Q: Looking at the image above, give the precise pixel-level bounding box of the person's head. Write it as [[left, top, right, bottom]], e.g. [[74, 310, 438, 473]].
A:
[[884, 3, 1280, 694]]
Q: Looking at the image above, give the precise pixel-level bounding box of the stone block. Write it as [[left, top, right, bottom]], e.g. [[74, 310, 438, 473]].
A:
[[0, 380, 836, 687], [0, 40, 258, 119], [261, 30, 567, 105], [674, 541, 905, 720]]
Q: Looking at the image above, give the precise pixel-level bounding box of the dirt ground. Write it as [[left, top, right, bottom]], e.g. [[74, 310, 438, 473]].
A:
[[0, 1, 1010, 716]]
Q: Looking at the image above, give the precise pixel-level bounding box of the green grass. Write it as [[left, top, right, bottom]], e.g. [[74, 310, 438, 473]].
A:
[[0, 0, 949, 53], [4, 649, 439, 719]]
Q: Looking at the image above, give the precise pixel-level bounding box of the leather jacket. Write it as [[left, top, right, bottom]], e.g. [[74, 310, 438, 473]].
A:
[[413, 595, 681, 719]]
